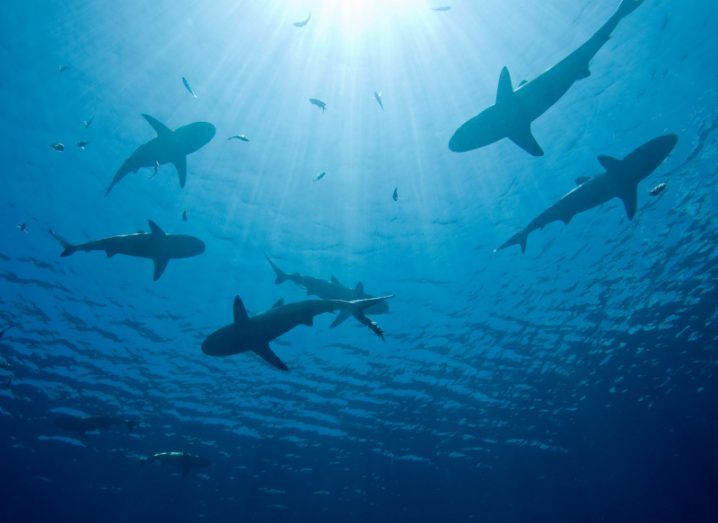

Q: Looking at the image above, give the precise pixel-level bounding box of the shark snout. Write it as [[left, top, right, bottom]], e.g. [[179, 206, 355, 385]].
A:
[[449, 106, 505, 153]]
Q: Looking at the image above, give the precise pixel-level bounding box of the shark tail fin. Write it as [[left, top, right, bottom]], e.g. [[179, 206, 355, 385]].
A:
[[345, 295, 394, 340], [599, 0, 643, 39], [498, 229, 529, 254], [265, 255, 287, 284], [49, 229, 77, 256]]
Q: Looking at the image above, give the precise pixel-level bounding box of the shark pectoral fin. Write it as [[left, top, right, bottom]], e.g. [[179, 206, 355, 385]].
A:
[[152, 257, 169, 281], [141, 114, 172, 137], [173, 156, 187, 188], [233, 296, 249, 323], [620, 186, 638, 220], [597, 155, 622, 172], [148, 220, 165, 235], [253, 344, 288, 371], [105, 249, 117, 258], [271, 298, 285, 309], [496, 66, 514, 105], [508, 124, 544, 157], [330, 309, 351, 329]]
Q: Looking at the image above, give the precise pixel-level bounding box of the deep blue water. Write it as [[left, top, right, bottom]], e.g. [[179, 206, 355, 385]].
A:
[[1, 1, 717, 522]]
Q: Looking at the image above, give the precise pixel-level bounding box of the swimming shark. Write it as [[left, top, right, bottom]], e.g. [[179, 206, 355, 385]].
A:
[[105, 114, 215, 195], [309, 98, 327, 112], [49, 220, 205, 281], [449, 0, 643, 156], [266, 256, 390, 328], [202, 294, 392, 371], [141, 451, 211, 476], [54, 415, 138, 438], [498, 134, 677, 253]]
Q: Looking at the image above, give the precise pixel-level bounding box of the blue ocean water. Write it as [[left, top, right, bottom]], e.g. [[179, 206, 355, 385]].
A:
[[1, 0, 717, 521]]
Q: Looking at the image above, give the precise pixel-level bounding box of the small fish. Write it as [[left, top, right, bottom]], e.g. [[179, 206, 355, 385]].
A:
[[182, 77, 197, 98], [228, 134, 249, 142], [152, 161, 160, 177], [392, 187, 398, 202], [50, 143, 64, 152], [431, 6, 451, 11], [17, 223, 28, 233], [83, 117, 94, 129], [294, 13, 311, 28], [649, 182, 668, 196], [182, 210, 188, 222], [58, 64, 69, 73], [309, 98, 327, 112], [374, 91, 384, 110], [313, 171, 327, 182], [77, 141, 89, 150]]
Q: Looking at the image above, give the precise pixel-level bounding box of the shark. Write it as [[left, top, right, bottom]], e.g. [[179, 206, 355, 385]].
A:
[[449, 0, 644, 156], [498, 134, 678, 253], [202, 294, 392, 371], [141, 451, 211, 477], [309, 98, 327, 111], [265, 256, 390, 328], [105, 114, 215, 195], [49, 220, 205, 281], [54, 415, 138, 438]]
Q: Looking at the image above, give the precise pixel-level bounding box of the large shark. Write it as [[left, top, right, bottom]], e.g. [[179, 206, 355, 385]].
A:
[[141, 451, 211, 476], [202, 295, 392, 371], [49, 220, 205, 281], [54, 415, 138, 438], [449, 0, 643, 156], [105, 114, 215, 195], [498, 134, 678, 253], [266, 256, 390, 328]]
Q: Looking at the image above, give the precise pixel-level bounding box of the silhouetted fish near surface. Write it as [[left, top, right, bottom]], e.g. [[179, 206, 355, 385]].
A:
[[313, 171, 326, 182], [105, 114, 215, 195], [50, 143, 64, 152], [266, 256, 390, 327], [228, 134, 249, 142], [140, 452, 210, 476], [309, 98, 327, 111], [393, 187, 399, 201], [49, 220, 205, 281], [649, 182, 668, 196], [374, 91, 384, 110], [54, 415, 138, 439], [498, 134, 677, 253], [202, 294, 392, 370], [182, 76, 197, 98], [293, 13, 311, 27], [449, 0, 644, 156]]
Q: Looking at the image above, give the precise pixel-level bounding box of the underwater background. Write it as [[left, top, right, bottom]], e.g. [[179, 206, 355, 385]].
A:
[[1, 0, 717, 521]]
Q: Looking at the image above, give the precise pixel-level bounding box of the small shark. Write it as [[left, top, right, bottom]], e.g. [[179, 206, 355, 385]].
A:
[[449, 0, 643, 156], [182, 77, 197, 98], [202, 294, 392, 370], [309, 98, 327, 112], [374, 91, 384, 110], [266, 256, 390, 328], [141, 451, 210, 476], [105, 114, 215, 196], [49, 220, 205, 281], [54, 415, 138, 439], [294, 13, 311, 28], [498, 134, 677, 253], [313, 171, 327, 182]]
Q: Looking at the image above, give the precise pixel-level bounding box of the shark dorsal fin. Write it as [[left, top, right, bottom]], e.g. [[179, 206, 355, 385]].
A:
[[597, 155, 622, 173], [330, 276, 342, 285], [271, 298, 284, 309], [575, 176, 591, 185], [496, 67, 514, 105], [141, 114, 172, 137], [233, 296, 249, 323], [148, 220, 165, 235], [355, 282, 365, 295]]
